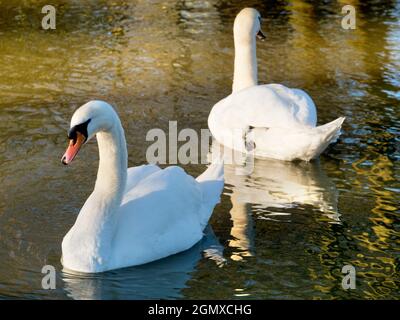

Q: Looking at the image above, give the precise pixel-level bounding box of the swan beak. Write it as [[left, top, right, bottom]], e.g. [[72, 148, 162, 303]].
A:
[[61, 132, 85, 165], [257, 29, 266, 41]]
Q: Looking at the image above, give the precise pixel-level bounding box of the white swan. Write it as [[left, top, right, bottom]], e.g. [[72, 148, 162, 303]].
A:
[[60, 100, 224, 273], [208, 8, 345, 161]]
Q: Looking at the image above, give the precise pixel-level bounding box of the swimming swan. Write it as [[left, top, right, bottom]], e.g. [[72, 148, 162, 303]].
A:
[[208, 8, 345, 161], [61, 100, 224, 273]]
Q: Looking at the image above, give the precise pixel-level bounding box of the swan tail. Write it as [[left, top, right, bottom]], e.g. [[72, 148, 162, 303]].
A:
[[196, 161, 224, 183], [196, 162, 224, 229], [315, 117, 345, 143], [307, 116, 345, 159]]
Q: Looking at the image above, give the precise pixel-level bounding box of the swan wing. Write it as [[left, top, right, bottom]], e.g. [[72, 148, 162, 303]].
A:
[[208, 84, 345, 160], [209, 84, 317, 135], [110, 164, 224, 270], [125, 164, 161, 191]]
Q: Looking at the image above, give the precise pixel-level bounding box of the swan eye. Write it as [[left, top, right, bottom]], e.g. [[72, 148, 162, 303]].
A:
[[68, 119, 91, 143]]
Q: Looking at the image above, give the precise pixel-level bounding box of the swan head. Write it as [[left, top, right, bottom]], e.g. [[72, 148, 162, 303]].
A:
[[233, 8, 265, 43], [61, 100, 118, 165]]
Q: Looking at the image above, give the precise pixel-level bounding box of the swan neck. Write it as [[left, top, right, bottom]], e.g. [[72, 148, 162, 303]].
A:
[[94, 123, 127, 206], [75, 120, 127, 231], [232, 36, 258, 93]]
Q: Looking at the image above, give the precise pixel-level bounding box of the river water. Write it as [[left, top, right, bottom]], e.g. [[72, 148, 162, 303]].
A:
[[0, 0, 399, 299]]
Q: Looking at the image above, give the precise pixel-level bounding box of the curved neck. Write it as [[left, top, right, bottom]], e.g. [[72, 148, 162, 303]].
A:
[[74, 119, 127, 244], [94, 123, 127, 202], [232, 35, 258, 93]]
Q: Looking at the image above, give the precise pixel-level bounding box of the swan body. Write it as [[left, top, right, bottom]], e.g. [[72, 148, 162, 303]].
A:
[[61, 101, 224, 273], [208, 8, 345, 161], [63, 226, 225, 299]]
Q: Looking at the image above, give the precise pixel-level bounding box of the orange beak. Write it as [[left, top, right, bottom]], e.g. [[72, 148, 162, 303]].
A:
[[61, 132, 86, 165]]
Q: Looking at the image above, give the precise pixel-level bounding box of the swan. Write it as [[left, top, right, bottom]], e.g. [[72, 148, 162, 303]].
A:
[[208, 8, 345, 161], [60, 100, 224, 273]]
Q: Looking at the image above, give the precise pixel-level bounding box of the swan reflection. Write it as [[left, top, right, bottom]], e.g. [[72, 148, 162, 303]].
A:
[[62, 226, 224, 300], [209, 142, 340, 261]]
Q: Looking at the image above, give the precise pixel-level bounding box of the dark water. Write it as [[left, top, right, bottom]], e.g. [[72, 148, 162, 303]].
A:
[[0, 0, 399, 299]]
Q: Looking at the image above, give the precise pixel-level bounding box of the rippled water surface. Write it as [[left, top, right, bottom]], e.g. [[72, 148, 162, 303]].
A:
[[0, 0, 399, 299]]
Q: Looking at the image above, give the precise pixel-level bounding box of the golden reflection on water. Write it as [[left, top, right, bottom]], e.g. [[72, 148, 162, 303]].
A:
[[353, 154, 399, 297], [0, 0, 399, 299]]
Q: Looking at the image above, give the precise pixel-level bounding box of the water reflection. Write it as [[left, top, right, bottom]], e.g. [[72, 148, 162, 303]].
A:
[[178, 0, 221, 34], [62, 227, 224, 300], [210, 142, 340, 261]]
